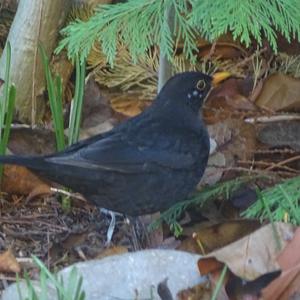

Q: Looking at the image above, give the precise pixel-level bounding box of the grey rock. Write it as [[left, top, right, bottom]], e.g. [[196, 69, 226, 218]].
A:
[[258, 121, 300, 151], [2, 249, 206, 300]]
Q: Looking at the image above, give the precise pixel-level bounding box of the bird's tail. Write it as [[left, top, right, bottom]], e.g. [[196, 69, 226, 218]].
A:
[[0, 155, 48, 171]]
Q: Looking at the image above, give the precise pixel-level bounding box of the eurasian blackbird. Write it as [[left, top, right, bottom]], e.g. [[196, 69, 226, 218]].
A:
[[0, 71, 229, 216]]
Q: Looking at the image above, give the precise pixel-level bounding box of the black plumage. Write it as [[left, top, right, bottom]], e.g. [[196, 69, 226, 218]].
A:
[[0, 72, 214, 216]]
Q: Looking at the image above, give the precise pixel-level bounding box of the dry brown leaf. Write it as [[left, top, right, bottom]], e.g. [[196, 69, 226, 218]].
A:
[[200, 118, 256, 187], [81, 77, 118, 130], [208, 118, 256, 165], [51, 51, 74, 101], [8, 127, 56, 155], [277, 33, 300, 55], [138, 212, 164, 248], [197, 44, 245, 59], [61, 233, 88, 250], [0, 250, 21, 273], [204, 78, 257, 124], [2, 165, 51, 198], [177, 282, 216, 300], [256, 74, 300, 111], [201, 152, 226, 186], [262, 227, 300, 300], [198, 257, 224, 275], [179, 220, 260, 255], [95, 246, 128, 260], [181, 258, 229, 299], [49, 233, 91, 263], [79, 78, 120, 139], [110, 94, 151, 117], [198, 258, 280, 300], [182, 33, 247, 59], [204, 223, 294, 280]]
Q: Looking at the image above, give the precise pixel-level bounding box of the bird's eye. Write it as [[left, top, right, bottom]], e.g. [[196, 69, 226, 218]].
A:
[[196, 80, 206, 91]]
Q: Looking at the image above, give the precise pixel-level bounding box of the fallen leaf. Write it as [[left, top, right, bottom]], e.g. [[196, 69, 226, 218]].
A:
[[277, 33, 300, 55], [198, 44, 245, 59], [61, 233, 88, 250], [198, 257, 224, 275], [81, 77, 118, 130], [138, 212, 164, 248], [177, 33, 248, 59], [209, 268, 230, 300], [225, 269, 281, 299], [208, 118, 256, 164], [262, 227, 300, 300], [8, 127, 56, 155], [110, 94, 151, 117], [2, 165, 51, 198], [198, 257, 280, 300], [199, 119, 256, 187], [204, 77, 257, 124], [25, 183, 52, 202], [204, 223, 294, 280], [201, 152, 226, 186], [51, 51, 74, 95], [95, 246, 128, 259], [256, 74, 300, 111], [0, 250, 21, 273], [179, 220, 260, 254], [177, 282, 212, 300]]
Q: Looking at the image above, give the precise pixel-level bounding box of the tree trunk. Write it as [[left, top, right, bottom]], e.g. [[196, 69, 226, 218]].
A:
[[0, 0, 72, 124]]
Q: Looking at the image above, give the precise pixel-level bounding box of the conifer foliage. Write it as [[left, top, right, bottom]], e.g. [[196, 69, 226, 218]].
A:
[[57, 0, 300, 65]]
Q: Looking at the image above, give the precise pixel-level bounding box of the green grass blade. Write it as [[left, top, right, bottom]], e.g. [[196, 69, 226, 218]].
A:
[[0, 41, 11, 142], [257, 189, 282, 251], [54, 75, 65, 151], [68, 56, 80, 146], [211, 265, 227, 300], [0, 43, 15, 183], [0, 84, 17, 178], [68, 56, 85, 146], [31, 255, 65, 297], [39, 43, 65, 151], [73, 59, 86, 143], [0, 85, 16, 153]]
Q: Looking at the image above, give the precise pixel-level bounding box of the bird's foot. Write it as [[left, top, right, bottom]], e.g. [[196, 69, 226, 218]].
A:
[[100, 208, 123, 245]]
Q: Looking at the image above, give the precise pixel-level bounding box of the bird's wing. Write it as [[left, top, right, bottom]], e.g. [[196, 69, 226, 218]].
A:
[[47, 133, 195, 174]]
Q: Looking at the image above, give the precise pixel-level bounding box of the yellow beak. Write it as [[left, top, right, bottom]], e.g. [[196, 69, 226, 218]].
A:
[[212, 71, 231, 86]]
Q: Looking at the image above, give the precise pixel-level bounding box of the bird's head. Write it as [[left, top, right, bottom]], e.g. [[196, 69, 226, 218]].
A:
[[156, 71, 230, 115]]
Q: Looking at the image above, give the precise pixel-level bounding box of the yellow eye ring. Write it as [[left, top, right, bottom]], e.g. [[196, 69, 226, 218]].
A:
[[196, 79, 206, 91]]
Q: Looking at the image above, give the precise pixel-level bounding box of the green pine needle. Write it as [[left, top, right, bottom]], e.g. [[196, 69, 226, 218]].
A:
[[243, 176, 300, 225], [56, 0, 198, 64], [149, 175, 258, 234], [57, 0, 300, 65], [190, 0, 300, 52]]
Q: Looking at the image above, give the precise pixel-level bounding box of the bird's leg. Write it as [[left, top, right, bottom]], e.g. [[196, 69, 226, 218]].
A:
[[100, 208, 123, 245]]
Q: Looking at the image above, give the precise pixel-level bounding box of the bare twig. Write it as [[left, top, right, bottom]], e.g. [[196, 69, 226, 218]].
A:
[[50, 187, 86, 201], [245, 114, 300, 123], [266, 155, 300, 171]]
